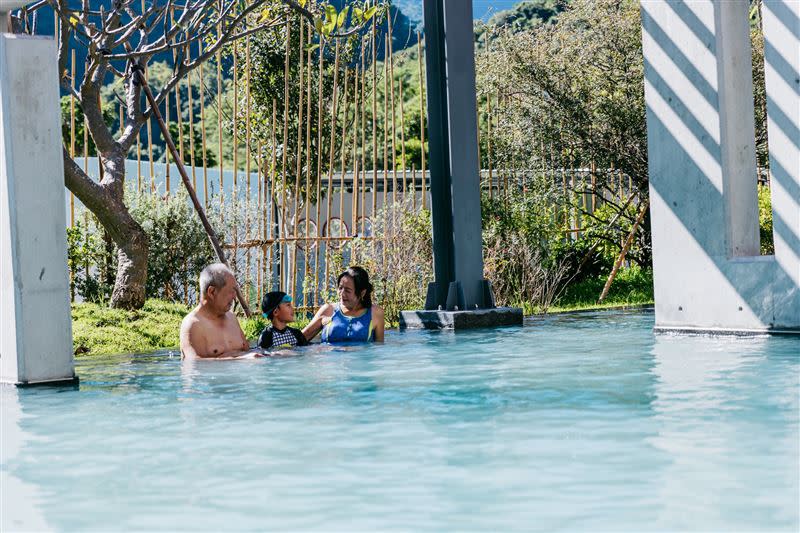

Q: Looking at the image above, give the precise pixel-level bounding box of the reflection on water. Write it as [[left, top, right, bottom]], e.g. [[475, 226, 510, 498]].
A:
[[649, 334, 800, 530], [1, 388, 51, 532], [1, 310, 797, 531]]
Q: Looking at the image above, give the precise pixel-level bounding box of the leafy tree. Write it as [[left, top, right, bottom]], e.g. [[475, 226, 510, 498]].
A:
[[13, 0, 379, 309]]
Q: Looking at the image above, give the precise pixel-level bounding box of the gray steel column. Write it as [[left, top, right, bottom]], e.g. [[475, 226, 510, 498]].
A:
[[422, 0, 490, 310]]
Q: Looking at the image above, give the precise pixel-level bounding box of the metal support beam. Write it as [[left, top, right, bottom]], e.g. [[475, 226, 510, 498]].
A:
[[422, 0, 492, 311]]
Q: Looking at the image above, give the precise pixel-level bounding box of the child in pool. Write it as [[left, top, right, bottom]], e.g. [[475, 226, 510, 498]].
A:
[[257, 291, 310, 350]]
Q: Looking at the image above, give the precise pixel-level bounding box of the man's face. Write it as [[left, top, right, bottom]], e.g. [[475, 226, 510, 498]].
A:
[[273, 300, 295, 324], [207, 274, 237, 315]]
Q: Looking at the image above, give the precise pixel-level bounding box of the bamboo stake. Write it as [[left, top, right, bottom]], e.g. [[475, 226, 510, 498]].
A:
[[245, 36, 252, 305], [412, 165, 417, 210], [304, 28, 313, 305], [382, 27, 389, 219], [371, 23, 378, 224], [165, 89, 171, 194], [217, 35, 224, 212], [360, 45, 367, 235], [487, 91, 493, 200], [339, 69, 350, 238], [280, 23, 291, 291], [257, 139, 263, 304], [598, 199, 650, 303], [147, 113, 154, 193], [186, 44, 197, 191], [130, 58, 252, 316], [69, 49, 75, 227], [292, 20, 305, 300], [232, 40, 239, 277], [351, 67, 359, 235], [268, 99, 278, 292], [387, 14, 397, 209], [173, 50, 185, 166], [199, 41, 208, 210], [417, 31, 426, 210], [315, 44, 325, 307], [324, 42, 341, 291], [399, 73, 407, 200]]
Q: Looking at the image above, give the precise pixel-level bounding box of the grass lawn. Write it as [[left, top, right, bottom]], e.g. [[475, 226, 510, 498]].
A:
[[72, 300, 278, 357]]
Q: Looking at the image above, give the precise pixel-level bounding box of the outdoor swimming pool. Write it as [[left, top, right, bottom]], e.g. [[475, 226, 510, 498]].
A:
[[2, 309, 798, 531]]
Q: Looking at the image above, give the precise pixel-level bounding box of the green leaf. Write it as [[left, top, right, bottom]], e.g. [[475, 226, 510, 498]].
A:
[[324, 4, 337, 22], [257, 7, 272, 24], [304, 42, 320, 52], [337, 6, 349, 29], [314, 16, 324, 34], [353, 7, 363, 23], [363, 6, 377, 21], [68, 13, 79, 26], [299, 0, 308, 8]]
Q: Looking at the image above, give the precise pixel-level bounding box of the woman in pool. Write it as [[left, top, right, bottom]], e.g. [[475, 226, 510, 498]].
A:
[[303, 266, 385, 343]]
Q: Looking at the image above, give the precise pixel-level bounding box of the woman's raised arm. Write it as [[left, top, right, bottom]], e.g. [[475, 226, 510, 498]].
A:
[[302, 303, 334, 341]]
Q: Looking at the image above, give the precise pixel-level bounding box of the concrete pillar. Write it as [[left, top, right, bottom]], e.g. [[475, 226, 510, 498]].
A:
[[641, 0, 799, 333], [1, 33, 76, 384]]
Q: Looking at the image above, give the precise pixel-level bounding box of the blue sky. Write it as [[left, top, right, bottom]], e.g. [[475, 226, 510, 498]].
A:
[[472, 0, 521, 20], [394, 1, 523, 23]]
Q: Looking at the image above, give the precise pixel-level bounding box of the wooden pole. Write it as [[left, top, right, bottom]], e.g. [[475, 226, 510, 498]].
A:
[[598, 199, 650, 303]]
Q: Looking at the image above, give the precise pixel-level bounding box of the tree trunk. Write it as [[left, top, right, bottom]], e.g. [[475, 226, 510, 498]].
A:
[[64, 149, 149, 309]]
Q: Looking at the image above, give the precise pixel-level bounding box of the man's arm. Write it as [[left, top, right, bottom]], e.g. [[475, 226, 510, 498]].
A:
[[180, 316, 204, 360]]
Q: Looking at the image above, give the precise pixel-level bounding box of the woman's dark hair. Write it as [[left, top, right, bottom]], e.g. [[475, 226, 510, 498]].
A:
[[337, 266, 373, 309]]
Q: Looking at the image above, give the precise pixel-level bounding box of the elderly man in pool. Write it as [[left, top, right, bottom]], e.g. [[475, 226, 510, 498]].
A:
[[180, 263, 260, 360]]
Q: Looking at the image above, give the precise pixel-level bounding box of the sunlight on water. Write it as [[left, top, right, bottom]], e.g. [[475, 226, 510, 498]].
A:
[[2, 310, 798, 531]]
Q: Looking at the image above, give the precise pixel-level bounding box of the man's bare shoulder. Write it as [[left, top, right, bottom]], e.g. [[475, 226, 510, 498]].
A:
[[181, 307, 203, 329]]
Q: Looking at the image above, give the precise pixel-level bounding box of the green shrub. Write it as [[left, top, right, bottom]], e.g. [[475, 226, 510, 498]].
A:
[[759, 184, 774, 255], [68, 188, 221, 304]]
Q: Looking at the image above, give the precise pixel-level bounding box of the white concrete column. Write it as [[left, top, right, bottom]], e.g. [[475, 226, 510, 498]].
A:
[[641, 0, 800, 333], [762, 0, 800, 327], [0, 33, 75, 384]]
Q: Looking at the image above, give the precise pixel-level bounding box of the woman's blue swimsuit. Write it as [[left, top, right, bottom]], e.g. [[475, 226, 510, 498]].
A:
[[321, 304, 375, 343]]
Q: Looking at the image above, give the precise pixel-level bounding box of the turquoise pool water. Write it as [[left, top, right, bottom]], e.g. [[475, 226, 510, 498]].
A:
[[2, 309, 798, 531]]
